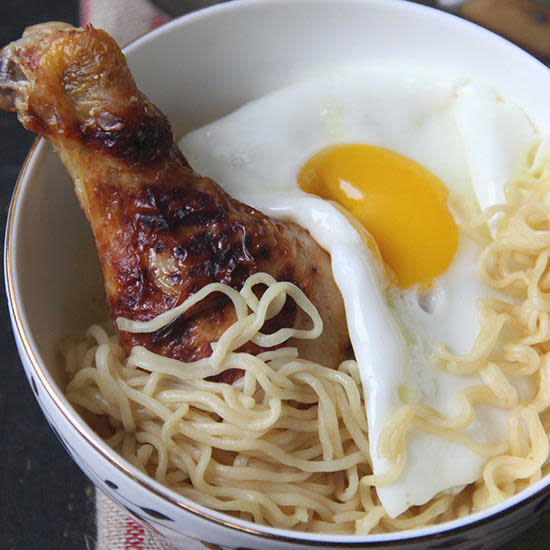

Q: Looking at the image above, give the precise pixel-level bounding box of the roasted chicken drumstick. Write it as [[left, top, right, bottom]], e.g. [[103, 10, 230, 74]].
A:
[[0, 23, 350, 376]]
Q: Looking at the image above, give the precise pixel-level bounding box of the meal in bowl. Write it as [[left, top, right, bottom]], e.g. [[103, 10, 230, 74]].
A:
[[2, 22, 550, 535]]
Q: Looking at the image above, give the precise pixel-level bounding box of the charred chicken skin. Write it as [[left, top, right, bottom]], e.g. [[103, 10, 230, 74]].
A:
[[0, 23, 351, 377]]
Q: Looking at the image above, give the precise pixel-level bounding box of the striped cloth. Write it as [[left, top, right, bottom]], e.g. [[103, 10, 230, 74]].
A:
[[95, 489, 209, 550], [80, 0, 170, 46]]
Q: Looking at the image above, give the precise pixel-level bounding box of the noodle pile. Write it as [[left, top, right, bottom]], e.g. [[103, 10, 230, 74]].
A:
[[62, 168, 550, 534]]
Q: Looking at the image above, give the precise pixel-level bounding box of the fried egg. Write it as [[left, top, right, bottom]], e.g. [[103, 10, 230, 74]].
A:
[[179, 64, 542, 517]]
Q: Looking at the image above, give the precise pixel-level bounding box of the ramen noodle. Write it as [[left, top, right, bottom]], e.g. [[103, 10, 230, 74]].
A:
[[62, 168, 550, 533]]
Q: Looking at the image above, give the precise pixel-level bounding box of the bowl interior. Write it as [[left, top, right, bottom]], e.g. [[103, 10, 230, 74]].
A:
[[7, 0, 550, 543]]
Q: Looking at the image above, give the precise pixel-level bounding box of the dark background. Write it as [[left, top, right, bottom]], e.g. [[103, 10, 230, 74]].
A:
[[0, 5, 96, 550], [1, 1, 550, 549]]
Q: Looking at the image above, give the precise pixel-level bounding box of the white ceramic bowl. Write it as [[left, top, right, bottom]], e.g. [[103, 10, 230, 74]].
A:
[[6, 1, 550, 548]]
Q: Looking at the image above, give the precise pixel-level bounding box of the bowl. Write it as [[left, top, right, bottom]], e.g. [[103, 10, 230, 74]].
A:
[[5, 0, 550, 548]]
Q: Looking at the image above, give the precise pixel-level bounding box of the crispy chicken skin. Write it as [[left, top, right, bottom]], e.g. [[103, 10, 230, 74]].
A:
[[0, 23, 351, 376]]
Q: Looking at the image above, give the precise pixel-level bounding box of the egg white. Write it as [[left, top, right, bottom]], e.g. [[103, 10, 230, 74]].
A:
[[179, 64, 542, 517]]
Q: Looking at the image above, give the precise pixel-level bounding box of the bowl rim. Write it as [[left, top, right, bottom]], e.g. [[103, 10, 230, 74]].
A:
[[5, 0, 550, 545]]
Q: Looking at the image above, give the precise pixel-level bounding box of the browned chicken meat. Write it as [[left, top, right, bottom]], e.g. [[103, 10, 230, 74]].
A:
[[0, 23, 351, 378]]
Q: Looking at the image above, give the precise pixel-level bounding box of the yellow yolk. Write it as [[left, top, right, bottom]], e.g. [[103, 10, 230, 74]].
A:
[[297, 144, 459, 288]]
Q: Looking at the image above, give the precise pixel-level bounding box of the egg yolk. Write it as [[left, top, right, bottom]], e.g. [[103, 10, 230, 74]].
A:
[[297, 144, 458, 288]]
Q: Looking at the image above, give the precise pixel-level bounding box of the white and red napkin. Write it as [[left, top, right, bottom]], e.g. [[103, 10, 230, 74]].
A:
[[80, 0, 170, 46]]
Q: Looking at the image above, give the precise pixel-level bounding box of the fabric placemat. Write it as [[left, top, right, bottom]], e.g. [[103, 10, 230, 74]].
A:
[[80, 0, 170, 46], [96, 489, 183, 550]]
